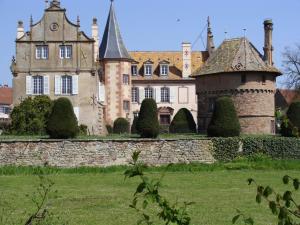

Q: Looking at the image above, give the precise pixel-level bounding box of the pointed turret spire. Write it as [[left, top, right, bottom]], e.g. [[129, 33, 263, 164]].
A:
[[206, 16, 215, 56], [99, 0, 131, 60]]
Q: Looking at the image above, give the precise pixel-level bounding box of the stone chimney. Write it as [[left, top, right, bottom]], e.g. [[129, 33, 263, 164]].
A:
[[182, 42, 192, 78], [263, 19, 274, 66], [17, 21, 24, 39], [92, 18, 99, 62], [206, 16, 215, 56]]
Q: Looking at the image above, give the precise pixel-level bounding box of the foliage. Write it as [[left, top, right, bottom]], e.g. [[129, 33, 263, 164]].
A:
[[281, 102, 300, 137], [282, 44, 300, 89], [106, 125, 113, 134], [125, 151, 193, 225], [136, 99, 159, 138], [281, 116, 299, 137], [212, 137, 241, 162], [159, 125, 170, 134], [9, 96, 53, 135], [169, 108, 196, 134], [113, 118, 130, 134], [46, 98, 78, 139], [131, 116, 139, 134], [207, 97, 241, 137], [78, 124, 88, 136], [234, 175, 300, 225], [0, 175, 68, 225]]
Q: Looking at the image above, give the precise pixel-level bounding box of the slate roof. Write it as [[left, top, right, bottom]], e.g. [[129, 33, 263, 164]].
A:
[[192, 38, 281, 76], [99, 1, 131, 60]]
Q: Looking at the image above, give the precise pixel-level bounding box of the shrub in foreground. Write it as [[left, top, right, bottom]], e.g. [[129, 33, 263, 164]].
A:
[[113, 118, 129, 134], [207, 96, 240, 137], [46, 98, 78, 139], [131, 116, 138, 134], [169, 108, 196, 133], [136, 98, 159, 138]]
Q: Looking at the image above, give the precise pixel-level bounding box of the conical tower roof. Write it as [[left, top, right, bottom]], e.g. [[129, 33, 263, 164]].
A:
[[99, 1, 131, 60], [193, 38, 281, 76]]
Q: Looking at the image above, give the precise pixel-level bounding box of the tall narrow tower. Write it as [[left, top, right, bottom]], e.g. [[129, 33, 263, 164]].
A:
[[206, 16, 215, 56], [99, 0, 132, 126], [263, 19, 274, 66]]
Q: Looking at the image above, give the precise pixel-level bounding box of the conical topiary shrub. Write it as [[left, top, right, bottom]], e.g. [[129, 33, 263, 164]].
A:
[[136, 98, 159, 138], [207, 96, 240, 137], [131, 116, 139, 134], [46, 97, 78, 139], [169, 108, 196, 133], [113, 118, 129, 134]]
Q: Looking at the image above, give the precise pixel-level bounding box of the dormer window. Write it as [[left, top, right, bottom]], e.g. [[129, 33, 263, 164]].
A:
[[144, 60, 154, 76], [159, 60, 170, 76]]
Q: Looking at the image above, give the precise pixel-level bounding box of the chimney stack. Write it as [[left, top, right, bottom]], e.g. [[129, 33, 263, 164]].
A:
[[263, 19, 273, 66], [17, 21, 24, 39], [92, 18, 99, 62], [182, 42, 192, 78]]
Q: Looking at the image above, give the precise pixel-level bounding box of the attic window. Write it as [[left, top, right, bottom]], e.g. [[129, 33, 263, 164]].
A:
[[144, 65, 152, 76], [160, 65, 169, 76]]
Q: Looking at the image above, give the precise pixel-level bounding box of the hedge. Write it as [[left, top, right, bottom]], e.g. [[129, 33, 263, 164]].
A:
[[212, 136, 300, 162]]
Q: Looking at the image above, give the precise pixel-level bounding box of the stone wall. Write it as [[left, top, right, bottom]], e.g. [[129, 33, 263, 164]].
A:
[[0, 139, 214, 167]]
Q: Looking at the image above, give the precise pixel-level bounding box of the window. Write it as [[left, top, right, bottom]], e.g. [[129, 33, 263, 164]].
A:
[[0, 106, 10, 114], [61, 75, 72, 95], [262, 75, 266, 84], [123, 101, 130, 111], [33, 76, 44, 95], [36, 46, 48, 59], [144, 65, 152, 76], [132, 87, 139, 103], [160, 65, 169, 76], [161, 87, 170, 103], [241, 74, 246, 84], [133, 112, 139, 118], [131, 65, 138, 76], [208, 98, 216, 112], [145, 87, 154, 99], [160, 115, 171, 125], [60, 45, 72, 59], [123, 74, 130, 85]]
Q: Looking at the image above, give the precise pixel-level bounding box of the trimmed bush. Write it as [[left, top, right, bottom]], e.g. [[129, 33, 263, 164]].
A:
[[131, 116, 138, 134], [46, 98, 78, 139], [79, 124, 88, 136], [169, 108, 196, 133], [137, 99, 159, 138], [113, 118, 129, 134], [207, 96, 240, 137], [9, 96, 53, 135], [106, 125, 113, 134]]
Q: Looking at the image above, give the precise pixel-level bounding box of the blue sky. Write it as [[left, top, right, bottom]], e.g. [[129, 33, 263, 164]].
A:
[[0, 0, 299, 87]]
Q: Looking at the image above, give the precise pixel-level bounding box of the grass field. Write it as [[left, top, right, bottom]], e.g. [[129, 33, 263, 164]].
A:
[[0, 160, 300, 225]]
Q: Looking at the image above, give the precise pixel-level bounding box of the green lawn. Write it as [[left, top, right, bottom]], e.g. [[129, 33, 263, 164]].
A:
[[1, 165, 299, 225]]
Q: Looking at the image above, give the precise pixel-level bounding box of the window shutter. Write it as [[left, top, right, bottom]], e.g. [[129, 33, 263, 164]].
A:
[[170, 87, 176, 103], [72, 75, 79, 95], [73, 107, 79, 121], [98, 82, 105, 102], [43, 76, 50, 95], [155, 87, 161, 103], [55, 75, 61, 95], [26, 76, 32, 95], [139, 87, 144, 103]]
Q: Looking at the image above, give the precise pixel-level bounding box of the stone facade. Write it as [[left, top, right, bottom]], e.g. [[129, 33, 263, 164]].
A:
[[0, 139, 214, 167]]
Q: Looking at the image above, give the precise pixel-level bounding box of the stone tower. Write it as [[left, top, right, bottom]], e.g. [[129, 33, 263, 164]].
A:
[[99, 0, 132, 126], [263, 19, 274, 66]]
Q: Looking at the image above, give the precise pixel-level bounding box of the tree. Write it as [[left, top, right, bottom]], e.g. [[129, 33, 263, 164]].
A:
[[169, 108, 196, 133], [46, 98, 78, 139], [281, 102, 300, 137], [282, 44, 300, 89], [113, 118, 130, 134], [9, 96, 53, 135], [131, 116, 138, 134], [136, 99, 159, 138], [207, 96, 241, 137]]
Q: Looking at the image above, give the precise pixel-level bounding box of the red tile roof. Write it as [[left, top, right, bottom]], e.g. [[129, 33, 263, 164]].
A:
[[0, 86, 13, 105]]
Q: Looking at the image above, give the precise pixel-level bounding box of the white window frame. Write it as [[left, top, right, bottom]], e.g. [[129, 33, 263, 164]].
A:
[[123, 74, 130, 85], [60, 45, 72, 59], [145, 87, 154, 99], [144, 64, 152, 76], [36, 46, 48, 59], [161, 87, 170, 103], [131, 65, 138, 76], [160, 64, 169, 76], [61, 75, 73, 95], [132, 87, 139, 103], [32, 76, 44, 95]]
